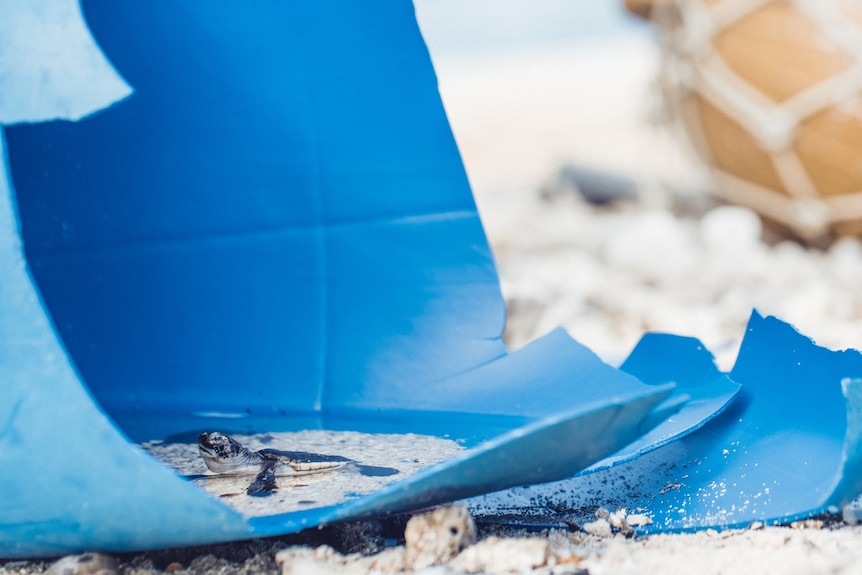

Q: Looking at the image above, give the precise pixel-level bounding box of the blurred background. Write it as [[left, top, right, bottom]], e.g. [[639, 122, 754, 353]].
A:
[[415, 0, 675, 201], [413, 0, 862, 368]]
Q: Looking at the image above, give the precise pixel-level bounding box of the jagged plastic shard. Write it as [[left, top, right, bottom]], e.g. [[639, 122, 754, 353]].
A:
[[0, 0, 132, 123], [0, 1, 739, 557], [580, 334, 741, 474], [470, 312, 862, 531]]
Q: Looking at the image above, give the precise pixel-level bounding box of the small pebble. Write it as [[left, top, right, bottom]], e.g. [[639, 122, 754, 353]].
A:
[[583, 518, 613, 538], [404, 505, 476, 570], [627, 513, 653, 527], [46, 553, 117, 575], [450, 536, 549, 573]]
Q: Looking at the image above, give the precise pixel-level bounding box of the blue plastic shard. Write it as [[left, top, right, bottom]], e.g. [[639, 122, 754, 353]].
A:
[[0, 0, 132, 123], [247, 367, 678, 537], [0, 1, 708, 558], [5, 1, 508, 425], [578, 334, 741, 474], [0, 143, 253, 557], [833, 378, 862, 509], [470, 312, 862, 531]]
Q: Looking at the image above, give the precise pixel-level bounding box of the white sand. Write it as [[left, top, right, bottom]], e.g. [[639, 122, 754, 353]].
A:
[[144, 431, 462, 517]]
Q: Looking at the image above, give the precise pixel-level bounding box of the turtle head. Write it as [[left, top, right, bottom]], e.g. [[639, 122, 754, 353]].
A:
[[198, 432, 248, 473]]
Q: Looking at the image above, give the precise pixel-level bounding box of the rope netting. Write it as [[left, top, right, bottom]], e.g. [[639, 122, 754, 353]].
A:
[[652, 0, 862, 238]]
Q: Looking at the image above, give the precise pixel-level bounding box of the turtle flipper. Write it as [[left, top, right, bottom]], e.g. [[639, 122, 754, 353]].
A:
[[246, 458, 279, 496], [258, 448, 350, 476], [285, 459, 347, 474]]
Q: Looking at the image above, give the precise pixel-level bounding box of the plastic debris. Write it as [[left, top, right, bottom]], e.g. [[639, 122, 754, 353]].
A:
[[0, 0, 132, 123], [580, 333, 741, 474], [403, 505, 476, 570], [0, 1, 692, 557], [2, 0, 862, 559], [470, 312, 862, 532]]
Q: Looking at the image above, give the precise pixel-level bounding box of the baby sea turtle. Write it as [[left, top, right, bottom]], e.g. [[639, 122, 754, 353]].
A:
[[198, 432, 350, 495]]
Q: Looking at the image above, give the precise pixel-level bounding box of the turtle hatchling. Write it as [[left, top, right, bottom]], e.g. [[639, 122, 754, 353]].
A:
[[198, 431, 350, 495]]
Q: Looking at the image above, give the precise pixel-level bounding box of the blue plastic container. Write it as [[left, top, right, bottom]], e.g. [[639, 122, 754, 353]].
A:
[[1, 1, 695, 557]]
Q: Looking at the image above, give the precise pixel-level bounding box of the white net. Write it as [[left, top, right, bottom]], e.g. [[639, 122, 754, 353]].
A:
[[653, 0, 862, 239]]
